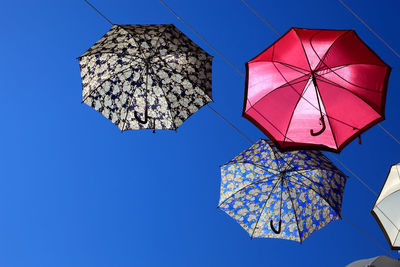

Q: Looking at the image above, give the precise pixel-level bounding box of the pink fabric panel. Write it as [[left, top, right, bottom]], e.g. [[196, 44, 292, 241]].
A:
[[246, 80, 309, 142], [295, 29, 347, 70], [285, 77, 337, 149], [251, 29, 310, 70], [321, 31, 387, 69], [317, 80, 381, 147], [246, 62, 308, 111], [318, 64, 389, 113]]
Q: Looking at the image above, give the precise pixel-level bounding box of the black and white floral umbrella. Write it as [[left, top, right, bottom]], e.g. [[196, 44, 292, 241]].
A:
[[78, 24, 213, 132]]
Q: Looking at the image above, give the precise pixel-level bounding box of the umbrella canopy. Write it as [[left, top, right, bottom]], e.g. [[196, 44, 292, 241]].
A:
[[218, 139, 347, 242], [243, 28, 391, 153], [79, 24, 212, 132], [371, 163, 400, 250], [346, 255, 400, 267]]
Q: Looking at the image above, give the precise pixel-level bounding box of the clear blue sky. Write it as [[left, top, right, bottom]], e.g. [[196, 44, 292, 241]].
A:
[[1, 0, 399, 266]]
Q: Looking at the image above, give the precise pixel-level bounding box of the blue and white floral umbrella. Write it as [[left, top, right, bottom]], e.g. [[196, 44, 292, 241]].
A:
[[218, 139, 347, 242]]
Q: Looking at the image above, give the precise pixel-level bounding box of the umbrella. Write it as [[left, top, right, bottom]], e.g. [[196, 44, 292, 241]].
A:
[[371, 163, 400, 250], [346, 255, 400, 267], [218, 139, 347, 242], [78, 24, 212, 132], [243, 28, 391, 152]]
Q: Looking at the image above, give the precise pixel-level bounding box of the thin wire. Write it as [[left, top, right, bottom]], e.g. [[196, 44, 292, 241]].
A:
[[158, 0, 245, 77], [378, 123, 400, 145], [342, 214, 392, 257], [329, 153, 378, 196], [337, 0, 400, 59], [207, 104, 254, 144], [240, 0, 280, 37], [83, 0, 114, 26]]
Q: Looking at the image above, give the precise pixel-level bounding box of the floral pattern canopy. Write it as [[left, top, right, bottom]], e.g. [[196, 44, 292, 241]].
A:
[[78, 24, 213, 132], [219, 139, 347, 242]]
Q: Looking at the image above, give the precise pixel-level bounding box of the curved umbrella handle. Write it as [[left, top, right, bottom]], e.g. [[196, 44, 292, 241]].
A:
[[134, 107, 149, 125], [310, 116, 326, 136], [270, 219, 282, 234]]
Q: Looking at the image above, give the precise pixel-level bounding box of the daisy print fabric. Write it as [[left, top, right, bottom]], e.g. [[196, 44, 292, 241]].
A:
[[78, 24, 213, 131], [219, 139, 347, 242]]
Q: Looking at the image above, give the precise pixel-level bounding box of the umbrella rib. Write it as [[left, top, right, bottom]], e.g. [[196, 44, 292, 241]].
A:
[[314, 31, 350, 71], [288, 177, 340, 216], [245, 74, 310, 112], [248, 106, 296, 142], [290, 179, 330, 222], [316, 77, 382, 115], [397, 165, 400, 182], [313, 59, 385, 94], [150, 65, 212, 129], [146, 26, 212, 98], [120, 67, 147, 131], [118, 26, 149, 62], [266, 139, 287, 170], [319, 63, 388, 80], [148, 67, 178, 130], [149, 25, 170, 59], [250, 177, 282, 238], [221, 162, 279, 174], [79, 51, 143, 62], [394, 228, 400, 247], [292, 166, 341, 176], [374, 205, 400, 231], [248, 61, 309, 74], [270, 143, 283, 171], [286, 179, 303, 243], [82, 64, 144, 104], [293, 29, 313, 71], [218, 175, 280, 208], [154, 52, 211, 98], [288, 171, 336, 203], [282, 75, 313, 145]]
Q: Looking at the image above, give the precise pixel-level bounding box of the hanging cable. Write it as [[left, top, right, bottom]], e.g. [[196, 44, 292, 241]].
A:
[[342, 215, 392, 257], [240, 0, 280, 37], [207, 104, 254, 144], [83, 0, 114, 26], [158, 0, 245, 77], [337, 0, 400, 59], [378, 123, 400, 145], [329, 153, 378, 196]]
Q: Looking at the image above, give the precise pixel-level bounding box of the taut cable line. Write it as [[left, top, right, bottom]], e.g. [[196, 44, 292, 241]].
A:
[[83, 0, 114, 26], [337, 0, 400, 59]]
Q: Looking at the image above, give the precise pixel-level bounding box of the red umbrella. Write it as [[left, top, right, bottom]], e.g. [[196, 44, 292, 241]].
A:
[[243, 28, 391, 153]]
